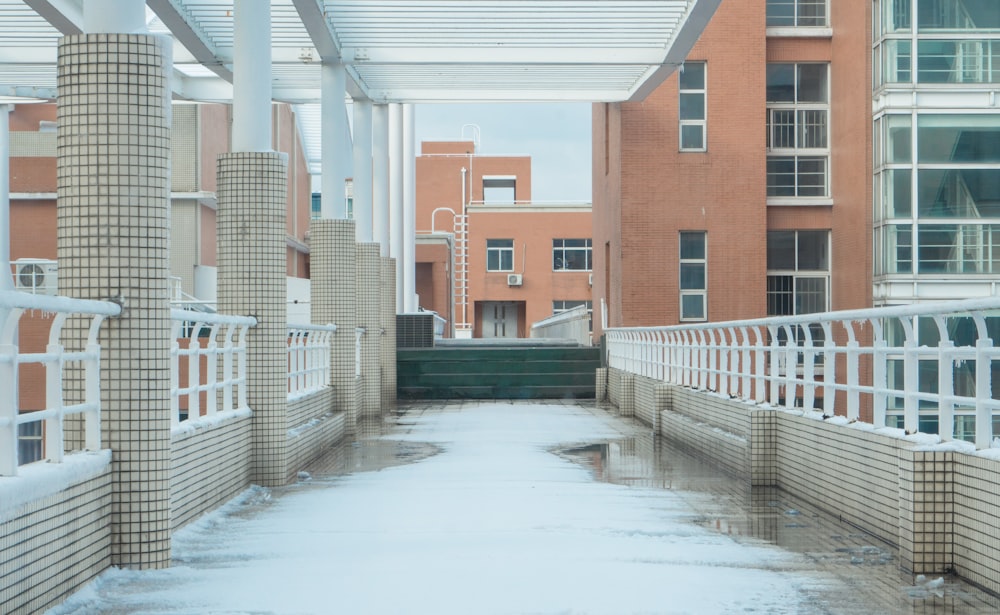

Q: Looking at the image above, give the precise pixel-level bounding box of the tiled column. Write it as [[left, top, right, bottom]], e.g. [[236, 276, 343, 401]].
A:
[[357, 243, 381, 433], [310, 219, 358, 433], [56, 33, 172, 568], [898, 449, 954, 574], [380, 257, 397, 410], [217, 152, 288, 486]]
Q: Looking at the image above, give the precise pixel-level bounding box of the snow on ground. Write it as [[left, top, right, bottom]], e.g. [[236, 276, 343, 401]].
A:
[[48, 401, 843, 615]]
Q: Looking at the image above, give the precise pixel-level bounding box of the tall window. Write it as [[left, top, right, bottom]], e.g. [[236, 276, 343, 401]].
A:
[[487, 239, 514, 272], [679, 61, 706, 151], [311, 193, 321, 219], [766, 230, 830, 316], [553, 238, 592, 270], [766, 0, 829, 27], [766, 63, 830, 199], [679, 231, 707, 321]]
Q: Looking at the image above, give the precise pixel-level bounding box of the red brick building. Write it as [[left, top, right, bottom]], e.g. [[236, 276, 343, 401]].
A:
[[593, 1, 872, 337], [416, 141, 592, 339]]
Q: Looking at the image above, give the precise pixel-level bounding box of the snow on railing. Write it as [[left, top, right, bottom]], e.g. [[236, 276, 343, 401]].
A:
[[287, 323, 336, 399], [607, 298, 1000, 450], [0, 290, 121, 476], [170, 309, 256, 428]]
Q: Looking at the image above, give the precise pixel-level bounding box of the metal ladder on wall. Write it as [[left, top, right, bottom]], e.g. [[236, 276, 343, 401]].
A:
[[454, 214, 470, 333]]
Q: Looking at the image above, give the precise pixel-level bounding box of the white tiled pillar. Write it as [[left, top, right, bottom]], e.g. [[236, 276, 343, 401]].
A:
[[56, 33, 172, 569], [380, 257, 397, 409], [356, 243, 381, 428], [310, 219, 358, 433], [217, 152, 289, 486]]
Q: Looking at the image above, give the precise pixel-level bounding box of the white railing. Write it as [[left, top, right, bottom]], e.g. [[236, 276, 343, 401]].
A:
[[170, 309, 256, 428], [531, 305, 590, 345], [607, 298, 1000, 450], [287, 323, 336, 399], [0, 290, 121, 476]]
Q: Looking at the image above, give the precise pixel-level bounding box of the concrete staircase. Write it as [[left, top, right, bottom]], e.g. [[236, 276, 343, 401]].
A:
[[397, 343, 601, 400]]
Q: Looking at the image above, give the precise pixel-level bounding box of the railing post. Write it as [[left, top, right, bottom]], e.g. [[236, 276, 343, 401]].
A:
[[44, 314, 67, 464], [782, 324, 797, 409], [707, 329, 718, 393], [901, 317, 919, 434], [767, 325, 780, 405], [938, 339, 955, 442], [801, 323, 815, 412], [752, 327, 766, 404], [0, 307, 20, 476], [821, 322, 836, 417], [871, 319, 887, 428], [973, 314, 994, 449], [205, 323, 220, 416], [187, 322, 202, 420], [169, 320, 181, 427], [727, 327, 739, 397]]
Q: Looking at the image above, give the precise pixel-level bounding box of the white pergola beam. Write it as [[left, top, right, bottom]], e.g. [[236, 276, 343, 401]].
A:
[[22, 0, 82, 35], [147, 0, 233, 81]]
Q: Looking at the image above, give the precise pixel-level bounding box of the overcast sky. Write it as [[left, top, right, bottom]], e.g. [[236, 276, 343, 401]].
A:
[[415, 102, 593, 203]]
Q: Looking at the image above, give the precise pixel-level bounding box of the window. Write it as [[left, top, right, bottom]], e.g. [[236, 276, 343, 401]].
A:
[[679, 231, 707, 321], [554, 300, 593, 332], [766, 0, 828, 27], [766, 230, 830, 316], [18, 421, 42, 465], [553, 239, 592, 271], [766, 63, 830, 199], [487, 239, 514, 272], [679, 61, 706, 151], [311, 192, 321, 219], [483, 176, 516, 204]]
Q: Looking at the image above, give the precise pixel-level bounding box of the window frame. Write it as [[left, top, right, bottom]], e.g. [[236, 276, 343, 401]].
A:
[[552, 238, 593, 271], [486, 238, 515, 272], [679, 231, 707, 322], [765, 0, 830, 28], [679, 61, 707, 152], [766, 230, 831, 317], [766, 63, 832, 203]]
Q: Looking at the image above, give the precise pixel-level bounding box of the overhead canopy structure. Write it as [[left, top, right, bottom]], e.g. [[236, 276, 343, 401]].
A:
[[1, 0, 719, 172], [2, 0, 720, 104]]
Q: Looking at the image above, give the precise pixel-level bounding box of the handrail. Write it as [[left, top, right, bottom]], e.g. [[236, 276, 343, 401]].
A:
[[170, 309, 256, 428], [607, 297, 1000, 450], [288, 323, 336, 399], [1, 289, 121, 476]]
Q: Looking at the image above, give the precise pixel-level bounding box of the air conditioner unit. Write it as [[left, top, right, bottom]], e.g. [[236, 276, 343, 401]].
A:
[[507, 273, 523, 286], [14, 259, 58, 295], [588, 273, 593, 287]]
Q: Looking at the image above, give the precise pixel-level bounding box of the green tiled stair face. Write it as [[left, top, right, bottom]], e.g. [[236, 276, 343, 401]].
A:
[[397, 346, 601, 399]]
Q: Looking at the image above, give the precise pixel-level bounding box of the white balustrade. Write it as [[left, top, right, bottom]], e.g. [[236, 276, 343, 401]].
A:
[[0, 290, 121, 476], [170, 309, 256, 427], [607, 298, 1000, 450], [287, 323, 336, 399]]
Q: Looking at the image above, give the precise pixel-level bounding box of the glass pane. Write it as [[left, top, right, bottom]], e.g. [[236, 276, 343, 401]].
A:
[[887, 224, 913, 273], [885, 169, 913, 217], [797, 231, 829, 270], [918, 1, 1000, 31], [885, 114, 912, 162], [501, 252, 513, 271], [766, 64, 795, 102], [769, 110, 796, 148], [797, 64, 828, 103], [681, 125, 705, 150], [680, 232, 705, 259], [679, 62, 705, 89], [680, 263, 706, 290], [487, 239, 512, 248], [767, 231, 796, 269], [918, 225, 959, 273], [681, 294, 705, 319], [796, 157, 827, 196], [795, 277, 828, 313], [798, 0, 827, 26], [918, 169, 1000, 218], [767, 275, 794, 316], [797, 109, 828, 148], [883, 39, 912, 83], [767, 157, 796, 196], [918, 114, 1000, 163], [884, 0, 911, 33], [766, 0, 795, 26], [679, 93, 705, 120]]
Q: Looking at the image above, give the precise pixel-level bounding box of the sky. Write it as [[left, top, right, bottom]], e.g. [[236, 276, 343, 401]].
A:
[[415, 103, 593, 203], [46, 401, 875, 615]]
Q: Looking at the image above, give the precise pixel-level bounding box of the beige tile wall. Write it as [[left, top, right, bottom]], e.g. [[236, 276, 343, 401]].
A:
[[0, 463, 112, 615], [285, 390, 345, 482]]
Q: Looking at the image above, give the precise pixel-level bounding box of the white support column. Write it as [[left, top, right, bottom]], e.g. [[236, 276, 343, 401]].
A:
[[372, 104, 390, 257], [353, 99, 373, 242], [403, 104, 417, 312], [389, 103, 404, 309], [0, 104, 10, 291], [321, 62, 350, 219], [83, 0, 146, 33], [232, 2, 271, 153]]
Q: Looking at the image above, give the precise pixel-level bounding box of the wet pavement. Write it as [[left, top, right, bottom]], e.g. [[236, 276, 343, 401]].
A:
[[48, 400, 1000, 615]]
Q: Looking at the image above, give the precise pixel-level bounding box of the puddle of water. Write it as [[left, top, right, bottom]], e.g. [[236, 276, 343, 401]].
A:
[[557, 434, 1000, 615], [299, 439, 441, 480]]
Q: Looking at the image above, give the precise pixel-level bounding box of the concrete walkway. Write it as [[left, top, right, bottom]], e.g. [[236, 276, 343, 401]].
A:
[[49, 401, 1000, 615]]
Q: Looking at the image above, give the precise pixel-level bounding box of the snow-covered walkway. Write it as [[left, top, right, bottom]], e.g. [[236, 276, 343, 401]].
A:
[[48, 401, 999, 614]]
